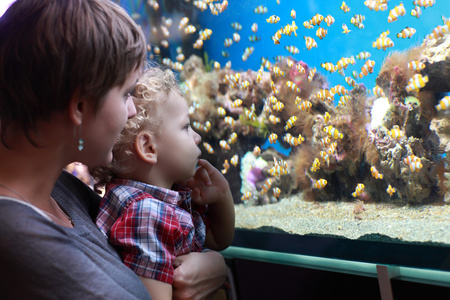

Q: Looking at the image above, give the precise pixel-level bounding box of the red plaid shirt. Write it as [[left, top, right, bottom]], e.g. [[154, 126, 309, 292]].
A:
[[96, 179, 206, 284]]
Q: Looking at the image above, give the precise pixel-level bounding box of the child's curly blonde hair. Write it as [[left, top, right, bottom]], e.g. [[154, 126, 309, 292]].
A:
[[92, 65, 182, 188]]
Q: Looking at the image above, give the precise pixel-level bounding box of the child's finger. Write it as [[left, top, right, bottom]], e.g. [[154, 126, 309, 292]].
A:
[[190, 187, 203, 204], [194, 167, 211, 186]]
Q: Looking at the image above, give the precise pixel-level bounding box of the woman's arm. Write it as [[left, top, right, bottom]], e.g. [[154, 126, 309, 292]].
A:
[[139, 276, 172, 300], [172, 251, 227, 300]]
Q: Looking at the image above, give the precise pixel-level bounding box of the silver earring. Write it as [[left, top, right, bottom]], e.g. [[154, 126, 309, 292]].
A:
[[78, 138, 84, 151], [75, 124, 84, 151]]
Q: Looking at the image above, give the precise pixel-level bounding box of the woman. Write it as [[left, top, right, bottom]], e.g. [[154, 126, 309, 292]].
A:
[[0, 0, 226, 299]]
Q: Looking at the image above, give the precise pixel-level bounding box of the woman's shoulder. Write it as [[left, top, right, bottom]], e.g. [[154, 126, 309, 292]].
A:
[[0, 190, 151, 299]]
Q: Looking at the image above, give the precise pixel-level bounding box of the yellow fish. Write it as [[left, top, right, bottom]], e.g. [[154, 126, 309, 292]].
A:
[[221, 159, 230, 174], [298, 100, 312, 112], [219, 140, 230, 150], [313, 179, 327, 189], [231, 99, 243, 108], [223, 38, 233, 47], [304, 36, 317, 51], [291, 9, 296, 19], [407, 60, 426, 72], [350, 14, 365, 29], [324, 112, 331, 123], [233, 32, 240, 43], [397, 27, 416, 39], [316, 27, 328, 40], [409, 160, 423, 172], [269, 133, 278, 144], [272, 187, 281, 198], [405, 74, 428, 92], [266, 15, 280, 24], [230, 22, 242, 31], [411, 6, 422, 18], [230, 154, 239, 167], [224, 116, 235, 127], [272, 66, 286, 77], [253, 5, 268, 14], [387, 125, 404, 139], [244, 108, 256, 122], [184, 25, 196, 34], [403, 154, 420, 165], [303, 20, 313, 29], [320, 136, 331, 148], [199, 28, 212, 40], [227, 132, 237, 144], [310, 158, 321, 172], [308, 67, 316, 81], [338, 95, 350, 107], [388, 2, 406, 23], [324, 15, 335, 26], [359, 60, 375, 78], [283, 133, 304, 147], [324, 125, 344, 139], [253, 145, 261, 157], [356, 51, 371, 60], [342, 23, 351, 34], [178, 17, 189, 30], [344, 77, 356, 88], [386, 185, 396, 197], [364, 0, 387, 11], [269, 114, 281, 124], [285, 45, 299, 55], [261, 178, 273, 194], [321, 62, 336, 73], [193, 0, 208, 11], [272, 102, 284, 112], [436, 96, 450, 111], [241, 191, 252, 201], [372, 85, 385, 97], [331, 85, 347, 95], [251, 23, 258, 33], [310, 13, 324, 26], [284, 116, 297, 130], [352, 183, 365, 197], [370, 166, 383, 179], [340, 1, 350, 13], [286, 81, 301, 93], [203, 142, 214, 154]]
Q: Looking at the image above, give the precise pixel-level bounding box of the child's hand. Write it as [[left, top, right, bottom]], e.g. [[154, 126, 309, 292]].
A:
[[178, 159, 230, 206], [179, 159, 235, 250]]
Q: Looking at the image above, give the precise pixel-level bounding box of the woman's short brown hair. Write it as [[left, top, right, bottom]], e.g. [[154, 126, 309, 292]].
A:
[[0, 0, 147, 146]]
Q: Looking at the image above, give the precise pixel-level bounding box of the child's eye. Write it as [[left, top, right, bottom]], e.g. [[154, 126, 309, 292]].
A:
[[184, 123, 191, 130]]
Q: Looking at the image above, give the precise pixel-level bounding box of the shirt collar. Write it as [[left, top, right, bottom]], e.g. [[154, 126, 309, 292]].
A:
[[110, 178, 191, 206]]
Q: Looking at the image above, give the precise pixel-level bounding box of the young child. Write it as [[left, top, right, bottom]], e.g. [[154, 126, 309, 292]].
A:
[[93, 66, 235, 300]]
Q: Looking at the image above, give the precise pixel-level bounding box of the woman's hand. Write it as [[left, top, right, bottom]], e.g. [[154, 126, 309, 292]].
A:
[[172, 251, 227, 300]]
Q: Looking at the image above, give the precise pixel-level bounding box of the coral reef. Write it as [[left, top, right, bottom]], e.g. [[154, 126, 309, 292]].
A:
[[181, 32, 450, 206]]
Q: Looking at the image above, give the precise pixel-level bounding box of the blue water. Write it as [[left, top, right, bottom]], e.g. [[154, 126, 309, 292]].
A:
[[198, 0, 449, 91]]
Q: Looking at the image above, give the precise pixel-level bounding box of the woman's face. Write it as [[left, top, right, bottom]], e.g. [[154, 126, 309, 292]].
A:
[[78, 70, 138, 168]]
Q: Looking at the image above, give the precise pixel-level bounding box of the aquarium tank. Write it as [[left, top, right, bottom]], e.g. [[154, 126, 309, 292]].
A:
[[115, 0, 450, 272]]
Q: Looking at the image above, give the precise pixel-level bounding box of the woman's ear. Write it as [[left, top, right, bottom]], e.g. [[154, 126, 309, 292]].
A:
[[135, 131, 157, 164], [68, 92, 86, 126]]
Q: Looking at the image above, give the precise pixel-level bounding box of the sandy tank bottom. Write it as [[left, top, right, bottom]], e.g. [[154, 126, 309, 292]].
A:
[[235, 194, 450, 244]]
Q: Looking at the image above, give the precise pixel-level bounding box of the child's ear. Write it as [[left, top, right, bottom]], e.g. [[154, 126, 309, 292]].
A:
[[135, 131, 157, 164]]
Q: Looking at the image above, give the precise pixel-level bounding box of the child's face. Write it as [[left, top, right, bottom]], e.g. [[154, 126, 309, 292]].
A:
[[155, 92, 202, 185]]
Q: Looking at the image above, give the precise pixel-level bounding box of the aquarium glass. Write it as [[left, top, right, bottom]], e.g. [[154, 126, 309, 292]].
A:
[[116, 0, 450, 270]]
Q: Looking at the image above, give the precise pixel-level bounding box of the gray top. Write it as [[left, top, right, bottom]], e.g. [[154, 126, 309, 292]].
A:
[[0, 171, 151, 299]]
